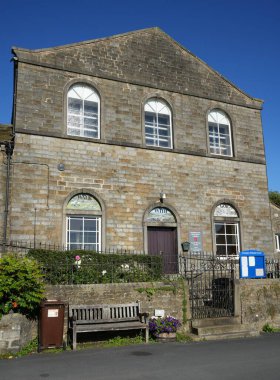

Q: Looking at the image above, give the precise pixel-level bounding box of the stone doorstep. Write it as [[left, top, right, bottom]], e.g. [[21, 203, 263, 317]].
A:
[[192, 316, 241, 328], [191, 317, 260, 341]]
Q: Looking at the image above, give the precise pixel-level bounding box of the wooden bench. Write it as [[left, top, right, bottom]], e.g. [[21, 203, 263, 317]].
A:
[[68, 302, 149, 350]]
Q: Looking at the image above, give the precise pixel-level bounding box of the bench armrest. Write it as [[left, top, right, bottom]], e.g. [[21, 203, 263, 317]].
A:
[[139, 312, 149, 323]]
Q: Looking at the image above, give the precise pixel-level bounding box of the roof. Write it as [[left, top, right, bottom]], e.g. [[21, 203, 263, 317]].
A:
[[12, 27, 263, 109]]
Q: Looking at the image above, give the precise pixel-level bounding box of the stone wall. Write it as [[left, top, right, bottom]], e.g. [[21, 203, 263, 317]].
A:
[[239, 279, 280, 330], [270, 203, 280, 253], [0, 313, 36, 354], [0, 281, 187, 354], [46, 281, 189, 326], [7, 133, 273, 253]]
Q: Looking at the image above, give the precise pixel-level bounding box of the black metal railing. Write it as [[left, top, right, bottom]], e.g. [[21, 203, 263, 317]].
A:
[[266, 258, 280, 278]]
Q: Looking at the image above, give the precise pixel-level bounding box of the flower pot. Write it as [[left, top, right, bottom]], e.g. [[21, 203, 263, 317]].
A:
[[156, 332, 177, 342]]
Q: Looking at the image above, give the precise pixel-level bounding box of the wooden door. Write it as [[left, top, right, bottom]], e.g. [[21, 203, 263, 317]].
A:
[[147, 227, 178, 274]]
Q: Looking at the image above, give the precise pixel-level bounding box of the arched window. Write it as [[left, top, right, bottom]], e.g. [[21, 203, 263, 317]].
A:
[[67, 84, 100, 139], [144, 98, 172, 148], [213, 203, 240, 256], [66, 193, 102, 251], [208, 110, 232, 157]]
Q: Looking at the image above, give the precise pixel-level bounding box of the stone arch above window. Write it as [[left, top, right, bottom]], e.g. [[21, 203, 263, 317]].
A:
[[208, 109, 233, 157], [144, 98, 173, 149], [67, 83, 100, 139]]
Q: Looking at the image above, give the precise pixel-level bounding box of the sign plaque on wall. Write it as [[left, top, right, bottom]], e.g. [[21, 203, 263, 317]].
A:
[[189, 231, 203, 252]]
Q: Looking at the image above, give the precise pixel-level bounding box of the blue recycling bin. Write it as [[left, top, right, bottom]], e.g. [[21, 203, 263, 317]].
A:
[[240, 250, 266, 279]]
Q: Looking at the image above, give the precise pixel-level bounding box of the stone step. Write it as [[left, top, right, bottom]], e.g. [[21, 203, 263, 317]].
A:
[[192, 316, 241, 328], [192, 329, 260, 341], [191, 318, 260, 341]]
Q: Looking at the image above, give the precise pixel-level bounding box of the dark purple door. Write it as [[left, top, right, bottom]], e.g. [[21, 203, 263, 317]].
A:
[[147, 227, 178, 274]]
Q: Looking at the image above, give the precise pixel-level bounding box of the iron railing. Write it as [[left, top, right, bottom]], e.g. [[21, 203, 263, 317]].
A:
[[1, 240, 280, 282]]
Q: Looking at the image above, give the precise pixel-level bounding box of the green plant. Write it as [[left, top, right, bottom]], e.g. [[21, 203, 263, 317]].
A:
[[16, 337, 38, 357], [176, 332, 193, 342], [269, 191, 280, 207], [0, 254, 45, 319], [149, 316, 181, 336], [27, 249, 163, 285], [262, 323, 280, 333]]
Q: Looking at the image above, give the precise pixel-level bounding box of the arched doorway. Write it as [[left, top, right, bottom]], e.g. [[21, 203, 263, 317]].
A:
[[144, 206, 178, 274]]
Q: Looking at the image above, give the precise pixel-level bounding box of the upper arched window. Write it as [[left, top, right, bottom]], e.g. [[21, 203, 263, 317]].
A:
[[67, 84, 100, 139], [208, 110, 232, 157], [144, 98, 172, 149]]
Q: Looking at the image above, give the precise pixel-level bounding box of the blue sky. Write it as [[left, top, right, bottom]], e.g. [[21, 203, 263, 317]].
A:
[[1, 0, 279, 190]]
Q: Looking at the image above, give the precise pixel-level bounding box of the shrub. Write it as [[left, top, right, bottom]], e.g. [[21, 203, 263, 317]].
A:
[[0, 254, 45, 319], [27, 249, 163, 284]]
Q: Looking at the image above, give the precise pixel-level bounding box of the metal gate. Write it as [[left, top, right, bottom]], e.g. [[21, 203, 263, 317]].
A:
[[185, 255, 237, 319]]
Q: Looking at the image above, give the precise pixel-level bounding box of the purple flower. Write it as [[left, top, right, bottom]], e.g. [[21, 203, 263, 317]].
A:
[[148, 316, 181, 336]]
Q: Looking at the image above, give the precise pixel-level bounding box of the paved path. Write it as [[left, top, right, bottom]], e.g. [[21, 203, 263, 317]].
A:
[[1, 334, 280, 379]]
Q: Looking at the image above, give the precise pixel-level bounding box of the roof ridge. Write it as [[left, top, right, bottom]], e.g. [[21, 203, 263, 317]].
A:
[[12, 27, 161, 53]]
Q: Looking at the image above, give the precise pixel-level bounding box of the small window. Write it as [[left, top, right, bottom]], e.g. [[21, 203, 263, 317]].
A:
[[144, 99, 172, 148], [275, 234, 280, 252], [67, 84, 100, 139], [208, 110, 232, 157], [213, 203, 240, 256]]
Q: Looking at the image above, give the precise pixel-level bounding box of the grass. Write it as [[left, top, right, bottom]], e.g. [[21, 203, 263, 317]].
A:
[[262, 323, 280, 333], [1, 331, 192, 359]]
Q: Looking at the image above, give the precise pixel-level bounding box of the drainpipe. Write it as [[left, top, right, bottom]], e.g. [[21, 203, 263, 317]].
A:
[[2, 141, 14, 252]]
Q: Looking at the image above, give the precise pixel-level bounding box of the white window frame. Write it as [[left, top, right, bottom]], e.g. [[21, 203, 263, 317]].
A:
[[213, 203, 240, 257], [144, 99, 173, 149], [275, 234, 280, 252], [214, 222, 240, 257], [66, 215, 101, 251], [208, 110, 233, 157], [67, 84, 100, 139]]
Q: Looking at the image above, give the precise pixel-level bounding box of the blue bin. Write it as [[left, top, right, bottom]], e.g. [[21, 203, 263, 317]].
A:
[[240, 250, 266, 279]]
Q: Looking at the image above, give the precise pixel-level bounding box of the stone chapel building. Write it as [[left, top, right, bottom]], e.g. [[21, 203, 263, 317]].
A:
[[0, 27, 275, 265]]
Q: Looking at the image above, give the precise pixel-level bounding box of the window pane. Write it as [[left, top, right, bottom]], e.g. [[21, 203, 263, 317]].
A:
[[215, 224, 225, 234], [68, 98, 82, 115], [226, 224, 237, 234], [216, 245, 226, 255], [84, 101, 98, 117], [227, 246, 237, 255], [84, 219, 97, 231], [216, 235, 226, 244], [70, 218, 83, 231], [158, 114, 170, 126], [69, 243, 83, 250], [84, 232, 96, 243], [70, 232, 83, 243], [226, 235, 237, 244]]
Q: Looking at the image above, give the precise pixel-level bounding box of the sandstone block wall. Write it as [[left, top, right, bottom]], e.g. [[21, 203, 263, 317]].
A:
[[239, 279, 280, 329], [7, 133, 273, 253], [46, 281, 189, 339]]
